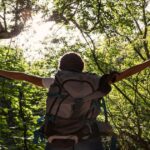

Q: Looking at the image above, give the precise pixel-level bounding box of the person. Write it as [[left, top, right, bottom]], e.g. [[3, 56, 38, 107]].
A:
[[0, 52, 149, 150]]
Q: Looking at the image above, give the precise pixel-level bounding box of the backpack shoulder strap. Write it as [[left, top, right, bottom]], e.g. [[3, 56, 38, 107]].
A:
[[100, 97, 108, 123], [81, 91, 106, 102]]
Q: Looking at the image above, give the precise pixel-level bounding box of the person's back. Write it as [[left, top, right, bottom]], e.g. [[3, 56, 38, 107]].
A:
[[44, 70, 106, 133], [43, 52, 112, 150]]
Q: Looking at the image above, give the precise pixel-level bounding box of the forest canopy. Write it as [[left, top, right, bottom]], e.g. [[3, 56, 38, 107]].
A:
[[0, 0, 150, 149]]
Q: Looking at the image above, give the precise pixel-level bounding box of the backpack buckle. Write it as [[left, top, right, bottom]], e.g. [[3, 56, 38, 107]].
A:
[[48, 135, 78, 144]]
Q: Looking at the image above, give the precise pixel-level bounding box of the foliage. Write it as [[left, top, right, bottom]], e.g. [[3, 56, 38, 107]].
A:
[[0, 47, 47, 149], [0, 0, 150, 149]]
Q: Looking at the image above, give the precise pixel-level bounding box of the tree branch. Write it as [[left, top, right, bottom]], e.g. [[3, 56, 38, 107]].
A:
[[113, 30, 146, 60], [0, 23, 24, 39], [125, 3, 143, 35], [2, 0, 7, 31], [18, 87, 28, 150], [142, 0, 150, 58]]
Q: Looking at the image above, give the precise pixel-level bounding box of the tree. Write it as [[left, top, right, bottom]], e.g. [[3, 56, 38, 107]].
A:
[[0, 0, 32, 39], [0, 46, 47, 149], [0, 0, 150, 149]]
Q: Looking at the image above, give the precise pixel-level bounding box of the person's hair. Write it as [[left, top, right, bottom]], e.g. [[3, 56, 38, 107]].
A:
[[59, 52, 84, 72]]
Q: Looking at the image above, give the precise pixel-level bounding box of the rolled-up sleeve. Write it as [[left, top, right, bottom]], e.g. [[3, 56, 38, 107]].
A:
[[42, 77, 54, 89], [99, 74, 111, 94]]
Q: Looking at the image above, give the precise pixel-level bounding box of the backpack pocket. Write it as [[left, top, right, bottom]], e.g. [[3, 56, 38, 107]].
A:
[[48, 96, 75, 119]]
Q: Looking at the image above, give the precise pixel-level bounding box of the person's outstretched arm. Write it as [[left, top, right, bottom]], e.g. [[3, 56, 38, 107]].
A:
[[109, 59, 150, 84], [0, 70, 44, 87]]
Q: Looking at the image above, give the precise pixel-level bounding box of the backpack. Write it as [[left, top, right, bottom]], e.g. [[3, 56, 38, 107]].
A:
[[43, 70, 110, 137]]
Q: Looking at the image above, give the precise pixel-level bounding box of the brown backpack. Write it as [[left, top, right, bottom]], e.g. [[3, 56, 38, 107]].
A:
[[43, 70, 110, 137]]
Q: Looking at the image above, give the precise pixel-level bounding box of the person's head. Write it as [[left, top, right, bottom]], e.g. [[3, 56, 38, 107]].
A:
[[59, 52, 84, 72]]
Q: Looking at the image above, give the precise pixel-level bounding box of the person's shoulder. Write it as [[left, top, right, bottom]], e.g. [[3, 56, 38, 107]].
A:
[[56, 70, 100, 79], [83, 71, 99, 77], [42, 77, 54, 88]]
